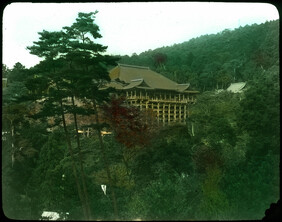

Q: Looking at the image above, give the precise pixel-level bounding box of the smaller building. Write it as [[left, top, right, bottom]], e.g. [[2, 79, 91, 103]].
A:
[[227, 82, 246, 93], [2, 78, 8, 88], [41, 211, 60, 220], [40, 211, 69, 221]]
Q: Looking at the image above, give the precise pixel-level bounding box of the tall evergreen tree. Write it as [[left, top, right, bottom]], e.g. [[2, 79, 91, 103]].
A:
[[61, 11, 119, 218], [26, 11, 119, 219], [27, 29, 92, 220]]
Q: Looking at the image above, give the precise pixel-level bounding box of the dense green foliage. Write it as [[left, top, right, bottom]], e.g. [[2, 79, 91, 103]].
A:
[[2, 17, 279, 220], [119, 20, 279, 91]]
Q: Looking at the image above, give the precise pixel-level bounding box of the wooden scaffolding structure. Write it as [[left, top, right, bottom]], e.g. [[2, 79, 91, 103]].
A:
[[121, 89, 197, 126]]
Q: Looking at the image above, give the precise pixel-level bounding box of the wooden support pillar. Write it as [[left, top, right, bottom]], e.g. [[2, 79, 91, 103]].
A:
[[184, 104, 187, 121], [168, 103, 171, 123], [157, 102, 160, 123], [163, 103, 166, 126], [174, 104, 177, 122], [179, 105, 182, 122]]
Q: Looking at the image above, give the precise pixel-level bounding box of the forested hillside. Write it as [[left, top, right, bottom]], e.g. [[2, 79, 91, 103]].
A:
[[119, 20, 279, 91], [2, 14, 280, 220]]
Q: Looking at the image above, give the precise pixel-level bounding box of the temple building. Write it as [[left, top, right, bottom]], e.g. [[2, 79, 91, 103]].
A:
[[226, 82, 246, 93], [106, 64, 199, 126]]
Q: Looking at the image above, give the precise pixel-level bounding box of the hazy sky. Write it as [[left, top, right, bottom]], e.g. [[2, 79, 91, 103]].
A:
[[2, 2, 279, 69]]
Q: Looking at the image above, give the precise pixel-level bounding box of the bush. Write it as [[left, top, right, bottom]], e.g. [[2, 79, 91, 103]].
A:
[[125, 171, 200, 220]]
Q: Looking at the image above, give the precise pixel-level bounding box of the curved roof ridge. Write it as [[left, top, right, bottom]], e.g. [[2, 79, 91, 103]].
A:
[[176, 83, 190, 92], [227, 82, 246, 93], [123, 79, 144, 89], [118, 63, 150, 70]]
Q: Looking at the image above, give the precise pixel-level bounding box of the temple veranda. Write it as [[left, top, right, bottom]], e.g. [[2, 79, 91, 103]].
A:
[[106, 64, 199, 126]]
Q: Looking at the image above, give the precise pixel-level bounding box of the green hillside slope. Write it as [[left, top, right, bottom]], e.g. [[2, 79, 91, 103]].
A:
[[119, 20, 279, 91]]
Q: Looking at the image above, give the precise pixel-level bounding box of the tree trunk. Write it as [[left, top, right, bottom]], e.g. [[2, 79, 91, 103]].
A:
[[119, 144, 132, 183], [92, 99, 119, 219], [191, 122, 195, 137], [59, 98, 90, 220], [71, 95, 92, 219], [10, 119, 15, 167]]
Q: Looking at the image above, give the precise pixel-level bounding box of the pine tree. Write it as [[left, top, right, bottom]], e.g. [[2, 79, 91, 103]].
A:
[[61, 11, 119, 218], [27, 29, 92, 220], [27, 11, 119, 219]]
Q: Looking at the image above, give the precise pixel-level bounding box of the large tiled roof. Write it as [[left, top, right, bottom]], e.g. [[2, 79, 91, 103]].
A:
[[108, 64, 195, 93]]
